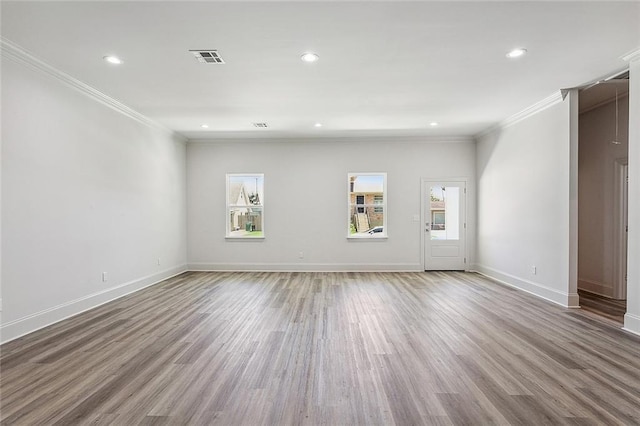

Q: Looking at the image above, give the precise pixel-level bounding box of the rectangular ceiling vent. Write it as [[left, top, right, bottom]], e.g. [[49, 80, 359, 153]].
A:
[[190, 50, 225, 64], [253, 122, 268, 128]]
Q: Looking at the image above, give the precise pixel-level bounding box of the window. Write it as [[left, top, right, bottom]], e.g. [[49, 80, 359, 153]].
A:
[[432, 211, 446, 230], [429, 186, 460, 240], [348, 173, 387, 238], [373, 195, 384, 213], [226, 174, 264, 238]]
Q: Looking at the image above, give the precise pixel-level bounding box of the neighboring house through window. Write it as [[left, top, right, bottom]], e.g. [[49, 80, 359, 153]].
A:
[[431, 200, 445, 230], [348, 173, 387, 238], [227, 174, 264, 238]]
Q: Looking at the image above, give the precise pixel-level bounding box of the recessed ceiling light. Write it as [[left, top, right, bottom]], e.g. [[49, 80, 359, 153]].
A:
[[103, 55, 123, 65], [314, 123, 322, 127], [301, 52, 319, 63], [506, 48, 527, 59], [430, 122, 439, 127], [201, 124, 209, 129]]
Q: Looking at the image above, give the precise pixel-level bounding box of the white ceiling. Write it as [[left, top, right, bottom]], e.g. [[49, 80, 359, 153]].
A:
[[2, 1, 639, 140]]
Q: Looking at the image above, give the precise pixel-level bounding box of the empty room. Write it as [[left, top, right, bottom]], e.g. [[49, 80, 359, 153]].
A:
[[1, 1, 640, 424]]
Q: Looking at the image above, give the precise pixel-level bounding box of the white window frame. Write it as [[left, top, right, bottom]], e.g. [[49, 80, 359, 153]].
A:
[[226, 173, 264, 239], [347, 172, 387, 239]]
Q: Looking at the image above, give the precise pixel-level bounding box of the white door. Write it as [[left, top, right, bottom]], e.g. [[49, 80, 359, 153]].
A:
[[423, 180, 466, 270]]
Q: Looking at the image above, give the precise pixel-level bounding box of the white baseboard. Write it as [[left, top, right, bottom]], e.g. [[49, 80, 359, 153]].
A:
[[623, 313, 640, 337], [188, 262, 423, 272], [0, 265, 187, 344], [473, 263, 579, 308]]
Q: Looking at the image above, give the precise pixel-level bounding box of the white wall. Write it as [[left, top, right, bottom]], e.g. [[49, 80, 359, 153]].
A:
[[475, 98, 578, 307], [625, 54, 640, 335], [1, 55, 188, 343], [578, 95, 629, 297], [187, 138, 475, 271]]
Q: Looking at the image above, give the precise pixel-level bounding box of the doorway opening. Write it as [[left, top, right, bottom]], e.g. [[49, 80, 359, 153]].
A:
[[577, 72, 629, 324]]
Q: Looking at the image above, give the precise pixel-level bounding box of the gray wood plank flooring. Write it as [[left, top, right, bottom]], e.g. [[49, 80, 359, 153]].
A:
[[1, 271, 639, 425], [577, 290, 626, 324]]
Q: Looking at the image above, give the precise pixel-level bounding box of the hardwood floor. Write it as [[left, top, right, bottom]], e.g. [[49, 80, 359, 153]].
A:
[[1, 271, 639, 425], [578, 290, 627, 324]]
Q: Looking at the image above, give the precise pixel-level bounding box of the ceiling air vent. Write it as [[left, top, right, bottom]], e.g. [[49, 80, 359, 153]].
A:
[[253, 123, 268, 128], [190, 50, 225, 64]]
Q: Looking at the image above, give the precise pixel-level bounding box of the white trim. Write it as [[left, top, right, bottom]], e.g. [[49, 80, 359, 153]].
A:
[[0, 37, 184, 141], [475, 91, 564, 139], [473, 264, 580, 308], [0, 265, 187, 344], [613, 159, 629, 300], [347, 236, 388, 241], [568, 89, 580, 307], [188, 262, 422, 272], [187, 136, 475, 145], [622, 48, 640, 63], [623, 313, 640, 336]]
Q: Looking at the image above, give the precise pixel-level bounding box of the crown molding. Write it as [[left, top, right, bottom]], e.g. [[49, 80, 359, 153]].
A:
[[475, 91, 564, 139], [622, 47, 640, 63], [187, 134, 475, 145], [1, 37, 184, 141]]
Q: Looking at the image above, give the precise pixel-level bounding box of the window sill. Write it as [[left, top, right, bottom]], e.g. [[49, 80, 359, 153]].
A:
[[347, 235, 388, 240], [225, 236, 265, 241]]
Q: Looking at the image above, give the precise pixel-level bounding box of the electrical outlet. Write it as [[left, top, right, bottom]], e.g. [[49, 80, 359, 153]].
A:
[[157, 258, 161, 266], [102, 272, 108, 282], [532, 266, 537, 275], [299, 251, 304, 259]]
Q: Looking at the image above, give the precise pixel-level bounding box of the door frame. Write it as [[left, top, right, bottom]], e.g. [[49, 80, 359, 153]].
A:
[[421, 177, 469, 271], [613, 159, 628, 300]]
